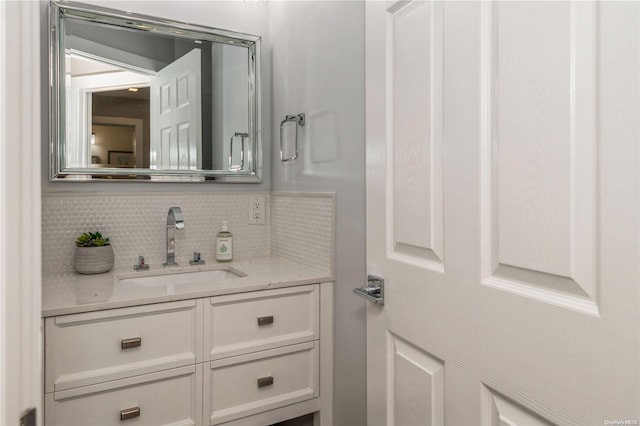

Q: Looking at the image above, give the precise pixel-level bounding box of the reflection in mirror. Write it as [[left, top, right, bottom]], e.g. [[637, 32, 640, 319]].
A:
[[70, 55, 150, 169], [51, 1, 261, 181]]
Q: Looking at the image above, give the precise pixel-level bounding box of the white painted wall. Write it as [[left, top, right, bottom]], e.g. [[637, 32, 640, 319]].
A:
[[41, 0, 272, 192], [1, 1, 42, 424], [269, 2, 367, 425]]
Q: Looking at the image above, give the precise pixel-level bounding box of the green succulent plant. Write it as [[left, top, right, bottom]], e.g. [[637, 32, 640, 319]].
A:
[[75, 231, 110, 247]]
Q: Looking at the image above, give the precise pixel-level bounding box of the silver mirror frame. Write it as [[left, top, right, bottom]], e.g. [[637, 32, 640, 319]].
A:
[[49, 1, 262, 182]]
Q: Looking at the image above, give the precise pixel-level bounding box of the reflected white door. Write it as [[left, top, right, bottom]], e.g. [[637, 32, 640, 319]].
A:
[[150, 48, 202, 170], [365, 2, 640, 425]]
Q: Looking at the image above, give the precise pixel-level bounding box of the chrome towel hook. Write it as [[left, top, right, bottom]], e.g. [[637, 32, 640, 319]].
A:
[[280, 113, 305, 162]]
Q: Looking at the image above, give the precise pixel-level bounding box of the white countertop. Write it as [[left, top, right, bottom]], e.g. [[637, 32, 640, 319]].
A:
[[42, 256, 333, 317]]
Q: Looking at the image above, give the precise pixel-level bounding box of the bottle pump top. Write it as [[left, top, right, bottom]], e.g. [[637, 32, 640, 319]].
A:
[[221, 221, 228, 232]]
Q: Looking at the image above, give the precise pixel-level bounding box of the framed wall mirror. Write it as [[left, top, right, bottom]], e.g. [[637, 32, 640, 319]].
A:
[[50, 1, 262, 182]]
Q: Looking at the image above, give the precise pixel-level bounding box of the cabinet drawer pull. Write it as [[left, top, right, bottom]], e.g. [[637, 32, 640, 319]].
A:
[[121, 337, 142, 349], [257, 376, 274, 388], [120, 406, 140, 421], [257, 316, 273, 326]]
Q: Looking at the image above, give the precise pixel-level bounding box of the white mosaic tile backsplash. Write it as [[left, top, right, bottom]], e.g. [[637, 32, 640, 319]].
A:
[[270, 193, 335, 275], [42, 192, 335, 275], [42, 193, 270, 274]]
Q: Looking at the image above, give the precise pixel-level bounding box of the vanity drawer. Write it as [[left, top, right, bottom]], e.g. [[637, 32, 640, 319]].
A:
[[205, 341, 319, 425], [45, 299, 200, 392], [45, 365, 202, 426], [206, 285, 319, 360]]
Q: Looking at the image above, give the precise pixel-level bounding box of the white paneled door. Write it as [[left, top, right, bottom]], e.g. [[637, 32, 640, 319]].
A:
[[365, 2, 639, 425], [150, 48, 202, 170]]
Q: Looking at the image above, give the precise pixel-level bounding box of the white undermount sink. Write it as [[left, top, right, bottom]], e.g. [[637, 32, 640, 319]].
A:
[[118, 266, 246, 288]]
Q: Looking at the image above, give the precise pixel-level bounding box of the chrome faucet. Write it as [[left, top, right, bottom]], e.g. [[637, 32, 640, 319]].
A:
[[164, 207, 184, 267]]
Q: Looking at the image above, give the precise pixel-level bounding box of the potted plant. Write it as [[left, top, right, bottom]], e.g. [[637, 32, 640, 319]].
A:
[[73, 231, 114, 274]]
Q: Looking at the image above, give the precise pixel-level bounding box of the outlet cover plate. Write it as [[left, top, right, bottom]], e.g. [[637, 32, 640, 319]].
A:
[[248, 195, 266, 225]]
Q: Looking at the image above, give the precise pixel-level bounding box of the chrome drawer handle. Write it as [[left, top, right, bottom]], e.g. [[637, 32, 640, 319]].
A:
[[257, 316, 273, 326], [121, 337, 142, 349], [120, 406, 140, 421], [257, 376, 274, 388]]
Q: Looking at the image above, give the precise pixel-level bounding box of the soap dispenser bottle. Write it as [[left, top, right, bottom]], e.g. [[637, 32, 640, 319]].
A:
[[216, 221, 233, 262]]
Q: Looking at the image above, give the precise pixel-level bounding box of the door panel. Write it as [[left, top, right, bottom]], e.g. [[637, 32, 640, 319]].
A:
[[481, 386, 553, 426], [388, 0, 444, 270], [150, 48, 202, 170], [366, 1, 640, 425], [482, 1, 599, 311], [389, 333, 444, 426], [389, 0, 444, 269]]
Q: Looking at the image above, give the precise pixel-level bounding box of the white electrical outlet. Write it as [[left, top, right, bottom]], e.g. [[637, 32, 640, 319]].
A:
[[248, 195, 266, 225]]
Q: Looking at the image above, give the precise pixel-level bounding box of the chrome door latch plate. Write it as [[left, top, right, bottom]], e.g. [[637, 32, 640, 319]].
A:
[[353, 275, 384, 306]]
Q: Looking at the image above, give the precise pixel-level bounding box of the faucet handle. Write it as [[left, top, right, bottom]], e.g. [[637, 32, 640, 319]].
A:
[[134, 255, 150, 271], [189, 252, 205, 265]]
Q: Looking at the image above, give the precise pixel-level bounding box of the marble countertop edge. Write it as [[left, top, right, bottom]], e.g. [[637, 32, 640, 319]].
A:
[[42, 256, 334, 318]]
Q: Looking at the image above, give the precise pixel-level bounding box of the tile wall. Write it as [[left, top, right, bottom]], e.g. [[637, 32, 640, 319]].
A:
[[42, 192, 334, 275], [271, 193, 335, 276]]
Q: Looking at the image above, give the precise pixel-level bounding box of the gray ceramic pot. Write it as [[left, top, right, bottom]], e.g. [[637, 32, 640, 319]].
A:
[[74, 245, 114, 274]]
